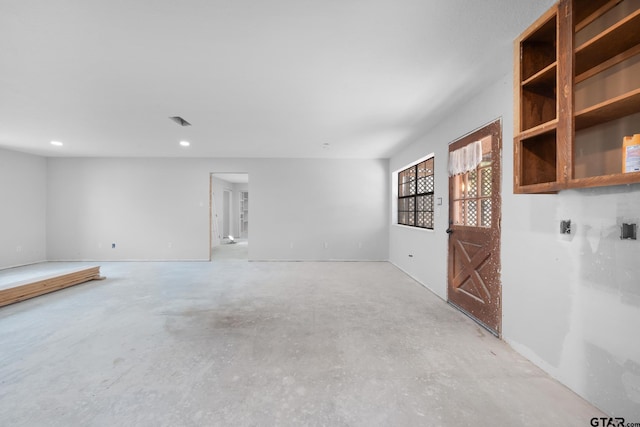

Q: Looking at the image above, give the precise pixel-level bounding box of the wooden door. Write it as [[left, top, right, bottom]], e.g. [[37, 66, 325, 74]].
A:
[[447, 120, 502, 335]]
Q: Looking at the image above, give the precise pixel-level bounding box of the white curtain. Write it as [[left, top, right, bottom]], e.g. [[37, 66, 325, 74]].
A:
[[448, 140, 483, 176]]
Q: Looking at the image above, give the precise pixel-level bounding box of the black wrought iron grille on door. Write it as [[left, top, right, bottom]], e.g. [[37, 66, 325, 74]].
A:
[[398, 158, 435, 229]]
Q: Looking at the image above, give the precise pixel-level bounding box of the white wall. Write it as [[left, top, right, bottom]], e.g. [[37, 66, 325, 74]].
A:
[[505, 184, 640, 419], [249, 158, 389, 260], [0, 148, 48, 269], [389, 70, 640, 417], [47, 157, 388, 262], [47, 158, 211, 261]]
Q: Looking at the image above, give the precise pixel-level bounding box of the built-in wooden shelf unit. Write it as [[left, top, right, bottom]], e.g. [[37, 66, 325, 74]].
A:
[[514, 0, 640, 193]]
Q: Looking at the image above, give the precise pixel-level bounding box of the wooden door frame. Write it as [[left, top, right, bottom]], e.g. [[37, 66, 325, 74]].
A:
[[447, 118, 502, 336], [222, 189, 231, 239]]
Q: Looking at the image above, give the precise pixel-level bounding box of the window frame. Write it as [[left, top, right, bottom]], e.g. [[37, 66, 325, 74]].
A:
[[397, 157, 435, 230]]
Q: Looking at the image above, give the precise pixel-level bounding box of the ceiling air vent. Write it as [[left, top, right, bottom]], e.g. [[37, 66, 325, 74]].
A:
[[169, 116, 191, 126]]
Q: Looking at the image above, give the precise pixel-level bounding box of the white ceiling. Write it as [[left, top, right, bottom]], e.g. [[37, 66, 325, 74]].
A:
[[0, 0, 555, 159]]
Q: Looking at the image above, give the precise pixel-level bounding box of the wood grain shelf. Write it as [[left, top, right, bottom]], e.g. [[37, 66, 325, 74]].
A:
[[519, 118, 558, 140], [575, 8, 640, 76], [512, 182, 560, 194], [575, 43, 640, 84], [522, 62, 557, 88], [568, 171, 640, 189], [574, 0, 622, 32], [575, 88, 640, 131]]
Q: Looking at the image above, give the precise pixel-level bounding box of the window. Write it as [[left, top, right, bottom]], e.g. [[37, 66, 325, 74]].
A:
[[451, 138, 492, 227], [398, 158, 434, 229]]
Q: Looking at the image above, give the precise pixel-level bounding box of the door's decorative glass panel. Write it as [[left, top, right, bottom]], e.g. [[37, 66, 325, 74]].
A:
[[453, 200, 465, 225], [450, 136, 494, 228], [466, 200, 478, 226], [481, 167, 492, 196], [481, 199, 492, 227], [467, 170, 478, 198], [453, 175, 463, 199]]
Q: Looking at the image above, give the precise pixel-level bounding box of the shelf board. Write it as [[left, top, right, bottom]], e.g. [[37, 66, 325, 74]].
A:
[[575, 8, 640, 75], [574, 0, 623, 32], [522, 61, 557, 87], [575, 43, 640, 84], [519, 118, 558, 139], [575, 88, 640, 131], [514, 181, 560, 194], [569, 171, 640, 189]]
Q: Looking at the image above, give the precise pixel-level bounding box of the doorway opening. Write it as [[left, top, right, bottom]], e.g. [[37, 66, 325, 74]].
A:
[[210, 173, 249, 261]]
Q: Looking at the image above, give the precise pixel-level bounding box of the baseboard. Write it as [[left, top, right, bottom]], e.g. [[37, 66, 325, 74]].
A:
[[47, 258, 211, 262], [388, 260, 447, 302], [0, 259, 48, 271], [248, 259, 388, 262]]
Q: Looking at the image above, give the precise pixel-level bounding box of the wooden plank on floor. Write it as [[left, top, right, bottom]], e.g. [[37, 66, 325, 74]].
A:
[[0, 266, 104, 308]]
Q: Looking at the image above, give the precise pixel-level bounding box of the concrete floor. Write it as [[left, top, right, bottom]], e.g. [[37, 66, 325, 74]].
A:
[[0, 249, 603, 426], [211, 239, 249, 261]]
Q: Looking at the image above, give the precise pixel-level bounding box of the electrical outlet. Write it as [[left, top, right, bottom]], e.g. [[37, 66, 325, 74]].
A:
[[621, 223, 637, 240], [324, 242, 328, 249]]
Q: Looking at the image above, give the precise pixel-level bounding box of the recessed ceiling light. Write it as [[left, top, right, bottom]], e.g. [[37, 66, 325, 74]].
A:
[[179, 140, 190, 147], [50, 140, 63, 146]]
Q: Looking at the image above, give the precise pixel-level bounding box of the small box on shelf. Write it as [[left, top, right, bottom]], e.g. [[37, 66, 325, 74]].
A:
[[623, 134, 640, 173]]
